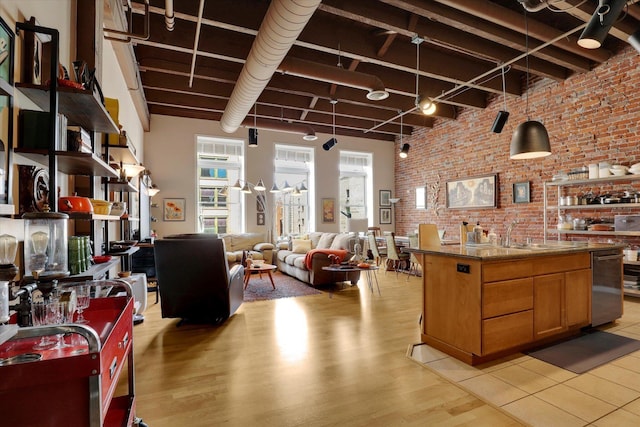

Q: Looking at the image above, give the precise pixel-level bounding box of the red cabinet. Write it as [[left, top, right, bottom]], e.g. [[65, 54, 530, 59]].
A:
[[0, 296, 136, 427]]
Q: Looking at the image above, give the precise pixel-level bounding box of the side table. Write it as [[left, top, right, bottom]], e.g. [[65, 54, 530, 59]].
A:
[[244, 263, 277, 290], [322, 265, 381, 295]]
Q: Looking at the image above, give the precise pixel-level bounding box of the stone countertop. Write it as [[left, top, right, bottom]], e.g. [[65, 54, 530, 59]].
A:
[[402, 242, 624, 261]]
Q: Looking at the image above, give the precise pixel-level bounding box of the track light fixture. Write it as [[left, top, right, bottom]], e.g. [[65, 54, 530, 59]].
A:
[[323, 138, 338, 151], [417, 96, 437, 116], [399, 143, 410, 159], [248, 128, 258, 147], [491, 64, 510, 133], [578, 0, 626, 49]]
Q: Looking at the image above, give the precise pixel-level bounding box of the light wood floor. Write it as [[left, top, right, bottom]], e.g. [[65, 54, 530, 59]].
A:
[[128, 271, 522, 426]]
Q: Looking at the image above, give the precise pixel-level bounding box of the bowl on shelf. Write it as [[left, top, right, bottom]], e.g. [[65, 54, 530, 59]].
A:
[[610, 168, 628, 176], [90, 199, 112, 215], [110, 201, 127, 217], [117, 271, 131, 278], [92, 255, 112, 264]]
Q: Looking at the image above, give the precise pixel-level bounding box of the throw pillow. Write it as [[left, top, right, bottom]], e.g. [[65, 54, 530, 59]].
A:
[[316, 233, 336, 249], [292, 239, 311, 254], [330, 233, 353, 250]]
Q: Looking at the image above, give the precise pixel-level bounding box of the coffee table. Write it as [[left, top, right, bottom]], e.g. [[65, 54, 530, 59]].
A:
[[322, 265, 380, 295], [244, 263, 277, 290]]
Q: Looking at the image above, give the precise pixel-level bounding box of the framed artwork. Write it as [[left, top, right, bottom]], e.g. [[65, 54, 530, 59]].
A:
[[163, 198, 185, 221], [256, 194, 265, 213], [379, 189, 391, 206], [416, 186, 426, 209], [446, 174, 497, 209], [380, 207, 392, 224], [257, 212, 265, 226], [0, 17, 14, 86], [321, 198, 335, 223], [22, 17, 43, 85], [513, 181, 531, 203]]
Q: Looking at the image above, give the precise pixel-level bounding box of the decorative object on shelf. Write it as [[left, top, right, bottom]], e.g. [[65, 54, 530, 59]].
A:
[[18, 165, 49, 216], [510, 11, 551, 160], [163, 198, 185, 221], [23, 208, 69, 300], [446, 174, 498, 209], [0, 234, 18, 324], [322, 198, 335, 223], [513, 181, 531, 203], [379, 189, 391, 207], [21, 17, 46, 85]]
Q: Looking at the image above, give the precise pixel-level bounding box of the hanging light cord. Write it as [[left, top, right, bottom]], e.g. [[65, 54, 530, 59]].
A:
[[525, 9, 530, 121], [254, 103, 257, 128], [400, 111, 403, 144], [415, 41, 420, 101], [332, 101, 336, 138], [500, 64, 507, 112]]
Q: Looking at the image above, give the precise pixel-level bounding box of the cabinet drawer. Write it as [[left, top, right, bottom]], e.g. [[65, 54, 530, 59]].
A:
[[482, 278, 533, 319], [483, 259, 533, 282], [533, 252, 590, 275], [482, 310, 534, 355]]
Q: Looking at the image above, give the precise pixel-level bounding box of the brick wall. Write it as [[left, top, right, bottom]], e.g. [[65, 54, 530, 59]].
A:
[[395, 45, 640, 246]]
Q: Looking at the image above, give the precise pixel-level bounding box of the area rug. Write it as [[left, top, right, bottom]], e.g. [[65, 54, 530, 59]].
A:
[[526, 330, 640, 374], [243, 271, 322, 302]]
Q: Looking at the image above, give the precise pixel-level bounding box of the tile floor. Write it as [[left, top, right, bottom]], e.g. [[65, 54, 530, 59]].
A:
[[409, 298, 640, 426]]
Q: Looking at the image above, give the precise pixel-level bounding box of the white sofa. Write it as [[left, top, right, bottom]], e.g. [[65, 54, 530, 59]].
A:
[[275, 232, 361, 286]]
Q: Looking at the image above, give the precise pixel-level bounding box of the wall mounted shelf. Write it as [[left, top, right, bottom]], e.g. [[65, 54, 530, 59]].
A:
[[15, 83, 118, 134], [0, 78, 13, 97], [14, 148, 118, 177], [102, 178, 138, 192]]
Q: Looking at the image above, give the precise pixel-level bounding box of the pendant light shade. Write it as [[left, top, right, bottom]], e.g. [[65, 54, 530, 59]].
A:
[[248, 128, 258, 147], [578, 0, 627, 49], [510, 120, 551, 159], [254, 179, 266, 191], [399, 143, 410, 158]]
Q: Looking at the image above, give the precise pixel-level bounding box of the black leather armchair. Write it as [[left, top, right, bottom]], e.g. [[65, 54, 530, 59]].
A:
[[154, 235, 244, 324]]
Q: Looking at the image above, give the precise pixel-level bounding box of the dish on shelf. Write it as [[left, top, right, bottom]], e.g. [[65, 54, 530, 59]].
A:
[[90, 199, 112, 215], [588, 224, 615, 231], [93, 255, 112, 264]]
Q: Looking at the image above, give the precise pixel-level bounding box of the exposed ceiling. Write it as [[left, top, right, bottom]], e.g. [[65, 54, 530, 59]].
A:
[[107, 0, 640, 142]]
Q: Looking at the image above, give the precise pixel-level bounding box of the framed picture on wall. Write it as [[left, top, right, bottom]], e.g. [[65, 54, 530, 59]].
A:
[[0, 16, 14, 86], [513, 181, 530, 203], [321, 198, 335, 223], [163, 198, 185, 221], [446, 174, 497, 209], [379, 190, 391, 207], [380, 207, 392, 224]]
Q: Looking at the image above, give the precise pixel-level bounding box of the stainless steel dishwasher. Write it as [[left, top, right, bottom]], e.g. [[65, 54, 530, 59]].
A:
[[591, 249, 624, 327]]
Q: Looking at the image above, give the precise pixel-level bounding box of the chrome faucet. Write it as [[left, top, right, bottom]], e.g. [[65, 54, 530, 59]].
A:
[[505, 219, 519, 248]]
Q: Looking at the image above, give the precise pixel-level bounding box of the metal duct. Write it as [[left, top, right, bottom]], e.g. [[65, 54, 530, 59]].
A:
[[517, 0, 548, 13], [241, 118, 317, 140], [220, 0, 322, 134], [278, 57, 389, 101], [165, 0, 175, 31]]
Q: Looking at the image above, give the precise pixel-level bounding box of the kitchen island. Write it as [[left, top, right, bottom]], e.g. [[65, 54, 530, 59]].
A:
[[404, 242, 624, 365]]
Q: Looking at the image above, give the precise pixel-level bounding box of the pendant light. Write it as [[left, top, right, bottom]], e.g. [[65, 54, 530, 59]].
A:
[[510, 10, 551, 160], [248, 104, 258, 147], [398, 113, 410, 158], [323, 99, 338, 151], [491, 64, 510, 133], [412, 35, 437, 116], [578, 0, 626, 49]]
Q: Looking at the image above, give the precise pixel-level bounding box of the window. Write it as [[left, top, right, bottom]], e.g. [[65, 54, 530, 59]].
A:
[[196, 136, 243, 233], [339, 151, 373, 231], [274, 145, 314, 237]]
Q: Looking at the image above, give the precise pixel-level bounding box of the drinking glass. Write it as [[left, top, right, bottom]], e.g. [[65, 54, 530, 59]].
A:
[[31, 301, 58, 350], [75, 285, 90, 324]]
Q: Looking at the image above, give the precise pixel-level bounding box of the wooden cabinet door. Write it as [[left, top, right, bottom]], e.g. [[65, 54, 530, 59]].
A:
[[534, 273, 566, 339], [565, 268, 591, 328]]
